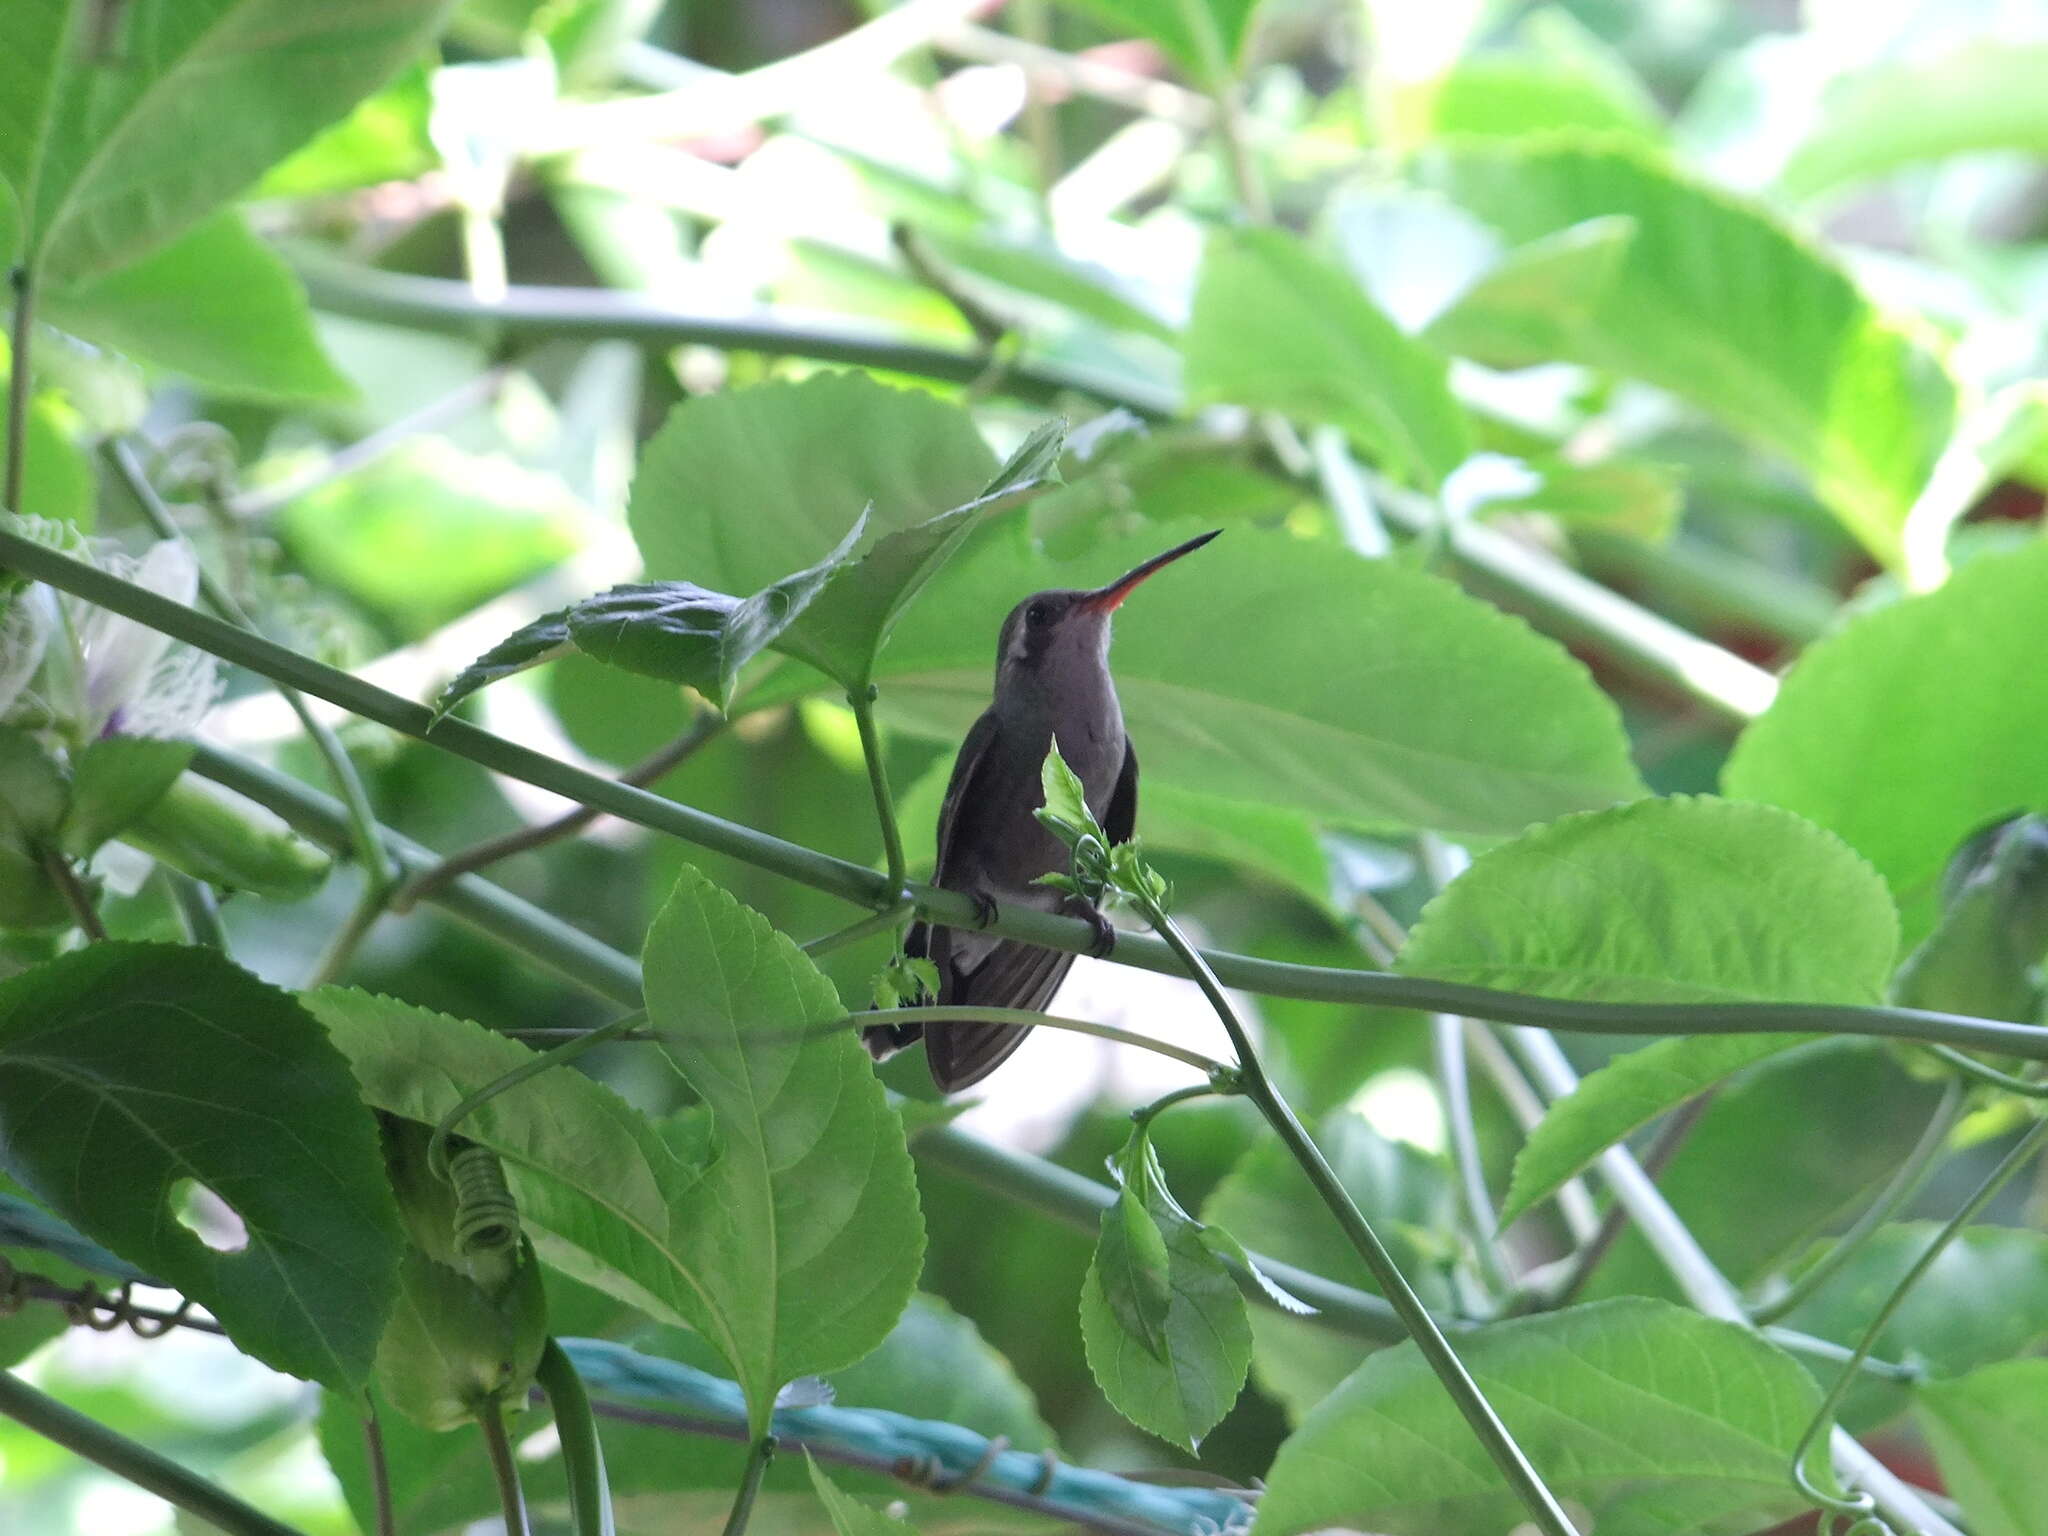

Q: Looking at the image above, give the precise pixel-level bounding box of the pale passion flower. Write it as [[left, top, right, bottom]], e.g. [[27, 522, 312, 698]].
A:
[[0, 518, 221, 744]]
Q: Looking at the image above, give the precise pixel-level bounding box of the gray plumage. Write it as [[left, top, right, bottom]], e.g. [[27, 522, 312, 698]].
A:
[[864, 531, 1217, 1091]]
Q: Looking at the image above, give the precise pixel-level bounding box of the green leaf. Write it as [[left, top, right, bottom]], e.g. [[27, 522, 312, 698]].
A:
[[630, 384, 1060, 692], [913, 229, 1177, 343], [1422, 217, 1635, 371], [569, 508, 866, 710], [1257, 1298, 1819, 1536], [255, 61, 434, 199], [311, 988, 795, 1361], [1781, 41, 2048, 201], [1723, 542, 2048, 943], [1093, 1135, 1176, 1361], [318, 1381, 510, 1536], [1185, 227, 1472, 491], [629, 372, 996, 628], [1918, 1359, 2048, 1536], [434, 609, 574, 721], [40, 210, 348, 399], [1893, 816, 2048, 1022], [1465, 453, 1682, 542], [0, 0, 459, 282], [1779, 1224, 2048, 1432], [1432, 140, 1956, 568], [1899, 382, 2048, 591], [1051, 0, 1265, 87], [821, 523, 1646, 838], [1398, 796, 1897, 1224], [644, 866, 925, 1435], [1038, 742, 1099, 845], [59, 737, 191, 856], [1203, 1114, 1456, 1417], [0, 943, 401, 1388], [1425, 56, 1662, 143], [1402, 795, 1899, 1004], [1078, 1154, 1250, 1449], [808, 1456, 919, 1536]]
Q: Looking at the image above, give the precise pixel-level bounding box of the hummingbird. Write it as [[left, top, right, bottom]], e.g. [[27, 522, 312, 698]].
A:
[[864, 529, 1220, 1091]]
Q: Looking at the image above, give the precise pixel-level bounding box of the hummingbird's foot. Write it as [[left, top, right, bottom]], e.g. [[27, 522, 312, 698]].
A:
[[1081, 905, 1117, 959], [967, 888, 999, 929]]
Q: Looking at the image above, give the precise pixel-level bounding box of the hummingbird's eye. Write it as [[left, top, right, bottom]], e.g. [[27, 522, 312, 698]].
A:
[[1025, 600, 1050, 627]]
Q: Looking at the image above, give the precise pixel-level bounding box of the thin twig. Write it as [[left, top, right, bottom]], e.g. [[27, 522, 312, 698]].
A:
[[478, 1401, 530, 1536], [1433, 1013, 1512, 1294], [392, 713, 724, 914], [802, 900, 910, 957], [41, 849, 107, 940], [166, 870, 227, 948], [848, 687, 908, 897], [363, 1404, 398, 1536], [5, 264, 32, 514], [720, 1433, 776, 1536]]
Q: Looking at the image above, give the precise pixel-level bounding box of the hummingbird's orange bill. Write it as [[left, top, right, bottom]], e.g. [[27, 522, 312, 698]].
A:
[[1079, 529, 1222, 613]]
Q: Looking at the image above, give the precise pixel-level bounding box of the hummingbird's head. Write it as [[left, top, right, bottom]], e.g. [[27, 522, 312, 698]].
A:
[[994, 530, 1220, 695]]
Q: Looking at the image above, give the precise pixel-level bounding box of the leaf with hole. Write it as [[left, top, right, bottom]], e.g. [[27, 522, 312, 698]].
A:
[[1257, 1298, 1819, 1536], [1185, 226, 1472, 491], [0, 0, 460, 282], [644, 865, 925, 1435], [0, 943, 401, 1389]]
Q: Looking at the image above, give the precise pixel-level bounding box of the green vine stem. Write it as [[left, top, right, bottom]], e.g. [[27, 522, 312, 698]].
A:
[[1924, 1043, 2048, 1097], [1790, 1115, 2048, 1530], [848, 686, 908, 895], [801, 900, 910, 956], [0, 1369, 306, 1536], [1750, 1081, 1964, 1325], [362, 1402, 398, 1536], [1136, 892, 1580, 1536], [5, 264, 32, 514], [6, 533, 2030, 1053], [536, 1338, 616, 1536], [478, 1399, 531, 1536], [40, 847, 107, 939], [720, 1433, 777, 1536]]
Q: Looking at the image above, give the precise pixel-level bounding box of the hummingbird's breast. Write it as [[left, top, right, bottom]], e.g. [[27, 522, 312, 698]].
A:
[[960, 682, 1126, 904]]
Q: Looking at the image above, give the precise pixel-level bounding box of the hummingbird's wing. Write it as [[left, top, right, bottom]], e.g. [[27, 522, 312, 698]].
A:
[[1105, 739, 1138, 844]]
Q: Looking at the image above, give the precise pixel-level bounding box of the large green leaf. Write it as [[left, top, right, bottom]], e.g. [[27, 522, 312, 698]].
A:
[[791, 522, 1646, 838], [1402, 796, 1898, 1003], [1202, 1114, 1456, 1418], [643, 866, 925, 1434], [307, 989, 714, 1334], [1256, 1298, 1819, 1536], [0, 0, 458, 282], [1918, 1359, 2048, 1536], [1781, 41, 2048, 201], [40, 210, 348, 400], [1051, 0, 1266, 87], [0, 944, 401, 1389], [1433, 140, 1955, 568], [1422, 217, 1635, 371], [1184, 227, 1472, 491], [1723, 542, 2048, 943], [832, 1293, 1054, 1452], [629, 373, 996, 654], [1396, 797, 1898, 1225], [1778, 1223, 2048, 1431]]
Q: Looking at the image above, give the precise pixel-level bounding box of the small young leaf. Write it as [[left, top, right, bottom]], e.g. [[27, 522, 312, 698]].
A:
[[1095, 1184, 1175, 1361], [808, 1455, 920, 1536], [0, 944, 402, 1389], [60, 736, 192, 856], [1038, 743, 1100, 845], [434, 609, 574, 721], [1080, 1128, 1250, 1448]]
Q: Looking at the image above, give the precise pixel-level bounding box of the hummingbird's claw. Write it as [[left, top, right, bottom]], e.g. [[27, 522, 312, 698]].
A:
[[1081, 905, 1117, 959], [967, 888, 999, 929]]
